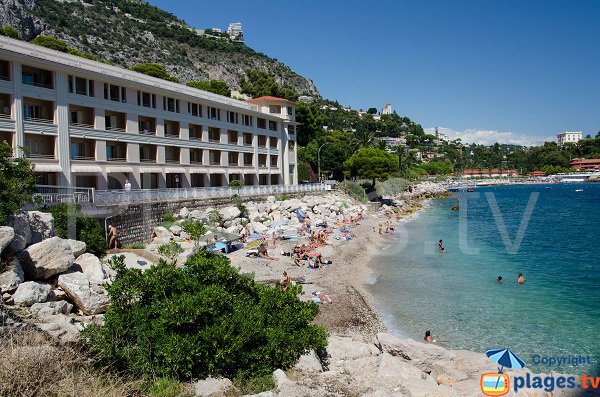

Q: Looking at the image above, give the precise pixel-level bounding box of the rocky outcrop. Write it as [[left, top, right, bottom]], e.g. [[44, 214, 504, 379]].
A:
[[17, 237, 75, 280], [57, 272, 110, 315], [27, 211, 54, 244], [7, 211, 31, 253], [0, 226, 15, 255], [0, 257, 24, 292], [72, 253, 107, 284], [13, 281, 53, 306], [30, 301, 73, 317], [194, 377, 236, 397], [66, 239, 86, 258]]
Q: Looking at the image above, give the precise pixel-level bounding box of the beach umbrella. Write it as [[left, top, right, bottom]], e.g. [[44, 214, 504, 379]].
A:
[[485, 348, 525, 372], [244, 239, 265, 250], [295, 207, 306, 222]]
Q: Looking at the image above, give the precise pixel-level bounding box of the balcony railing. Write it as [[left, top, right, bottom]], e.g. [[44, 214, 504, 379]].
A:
[[189, 135, 203, 141], [139, 130, 156, 136], [209, 161, 221, 166], [24, 117, 54, 124], [32, 185, 95, 205], [0, 113, 11, 119], [71, 122, 95, 129], [26, 153, 55, 159], [165, 133, 180, 138], [166, 159, 179, 164], [106, 126, 126, 132], [0, 74, 10, 81], [72, 155, 95, 161], [94, 183, 332, 206], [23, 80, 54, 89], [140, 158, 156, 163], [107, 157, 127, 162]]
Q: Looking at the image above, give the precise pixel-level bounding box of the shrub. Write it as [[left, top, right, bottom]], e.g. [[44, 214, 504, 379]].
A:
[[275, 194, 289, 201], [31, 35, 69, 52], [82, 250, 327, 380], [41, 204, 107, 257], [338, 180, 367, 203], [163, 212, 177, 223], [0, 25, 21, 39], [0, 141, 36, 225], [208, 209, 223, 226], [181, 219, 205, 246], [157, 241, 184, 260], [122, 242, 147, 250], [130, 63, 179, 82]]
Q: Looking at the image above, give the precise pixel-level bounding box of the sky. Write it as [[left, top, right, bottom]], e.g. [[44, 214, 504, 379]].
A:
[[148, 0, 600, 146]]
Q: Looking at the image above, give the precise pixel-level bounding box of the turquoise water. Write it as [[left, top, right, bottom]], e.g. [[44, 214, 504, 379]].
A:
[[366, 183, 600, 375]]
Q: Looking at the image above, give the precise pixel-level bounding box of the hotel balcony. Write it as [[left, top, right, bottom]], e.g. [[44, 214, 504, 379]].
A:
[[190, 149, 203, 164], [70, 138, 95, 161], [258, 154, 267, 168], [258, 135, 267, 147], [270, 155, 278, 168], [269, 137, 278, 149], [105, 110, 126, 132], [0, 131, 13, 147], [243, 132, 253, 146], [189, 124, 202, 141], [243, 153, 253, 167], [228, 152, 239, 166], [228, 130, 239, 145], [138, 116, 156, 135], [106, 142, 127, 162], [139, 144, 156, 163], [23, 98, 54, 124], [209, 150, 221, 166], [208, 127, 220, 143], [165, 147, 180, 164], [69, 105, 95, 128], [22, 65, 54, 89], [0, 93, 10, 119], [24, 133, 55, 159], [164, 120, 180, 138], [0, 60, 10, 81]]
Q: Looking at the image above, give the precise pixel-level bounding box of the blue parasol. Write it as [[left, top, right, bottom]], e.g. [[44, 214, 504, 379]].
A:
[[486, 348, 526, 389]]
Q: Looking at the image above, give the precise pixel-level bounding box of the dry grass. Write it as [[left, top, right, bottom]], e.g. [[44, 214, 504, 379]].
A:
[[0, 327, 142, 397]]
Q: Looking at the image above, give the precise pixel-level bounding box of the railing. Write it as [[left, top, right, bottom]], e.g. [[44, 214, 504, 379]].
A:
[[108, 157, 127, 162], [0, 74, 10, 81], [70, 122, 95, 129], [72, 155, 95, 161], [189, 136, 203, 141], [0, 113, 11, 119], [26, 153, 55, 159], [23, 80, 54, 89], [94, 183, 332, 206], [139, 130, 156, 136], [140, 158, 156, 163], [32, 185, 95, 205], [106, 126, 126, 132], [24, 117, 54, 124]]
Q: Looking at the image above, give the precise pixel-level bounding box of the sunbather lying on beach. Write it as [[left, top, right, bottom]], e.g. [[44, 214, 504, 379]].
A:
[[258, 243, 278, 260], [311, 291, 332, 304]]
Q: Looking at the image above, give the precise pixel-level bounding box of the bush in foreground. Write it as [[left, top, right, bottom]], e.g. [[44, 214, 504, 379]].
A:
[[83, 250, 327, 380]]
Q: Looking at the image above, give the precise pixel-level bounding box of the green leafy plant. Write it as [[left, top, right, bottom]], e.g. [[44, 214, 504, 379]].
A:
[[0, 25, 21, 39], [208, 209, 223, 226], [187, 80, 231, 97], [122, 242, 147, 250], [82, 250, 327, 381], [157, 241, 184, 260], [130, 63, 179, 82], [41, 204, 107, 257], [181, 219, 206, 246], [0, 142, 36, 225], [275, 194, 289, 202]]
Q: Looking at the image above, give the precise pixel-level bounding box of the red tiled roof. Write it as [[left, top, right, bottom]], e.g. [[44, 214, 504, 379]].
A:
[[246, 96, 295, 104], [570, 158, 600, 165]]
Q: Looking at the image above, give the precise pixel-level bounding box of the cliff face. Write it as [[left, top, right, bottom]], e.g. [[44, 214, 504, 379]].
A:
[[0, 0, 319, 96]]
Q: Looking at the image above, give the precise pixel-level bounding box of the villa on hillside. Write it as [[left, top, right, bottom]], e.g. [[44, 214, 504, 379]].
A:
[[458, 169, 520, 178], [0, 36, 299, 190], [570, 158, 600, 171]]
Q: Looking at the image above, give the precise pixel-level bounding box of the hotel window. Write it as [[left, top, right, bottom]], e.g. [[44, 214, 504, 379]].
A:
[[227, 111, 238, 124], [104, 83, 125, 102], [189, 103, 201, 117], [163, 97, 179, 113], [137, 91, 156, 108], [242, 114, 253, 127], [268, 120, 278, 131], [208, 107, 220, 120], [257, 118, 266, 129], [287, 106, 293, 116]]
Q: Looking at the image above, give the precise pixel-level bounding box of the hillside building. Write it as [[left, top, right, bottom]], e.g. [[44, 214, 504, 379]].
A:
[[556, 131, 582, 146], [0, 36, 298, 190]]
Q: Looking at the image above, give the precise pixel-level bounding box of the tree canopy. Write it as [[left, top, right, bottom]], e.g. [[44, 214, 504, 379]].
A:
[[187, 80, 231, 97], [344, 147, 399, 188], [130, 63, 179, 82], [240, 69, 299, 101], [0, 142, 37, 225]]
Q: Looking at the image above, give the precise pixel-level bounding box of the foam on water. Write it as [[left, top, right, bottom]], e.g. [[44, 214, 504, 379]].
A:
[[366, 183, 600, 375]]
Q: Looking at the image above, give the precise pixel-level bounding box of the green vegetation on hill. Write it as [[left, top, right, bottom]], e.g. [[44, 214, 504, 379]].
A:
[[83, 250, 327, 381], [130, 63, 179, 82], [187, 79, 231, 97], [241, 69, 299, 101]]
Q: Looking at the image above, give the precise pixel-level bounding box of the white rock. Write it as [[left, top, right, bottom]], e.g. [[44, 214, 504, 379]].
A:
[[17, 237, 75, 280], [169, 225, 182, 236], [266, 195, 276, 202], [398, 378, 460, 397], [0, 257, 24, 292], [179, 207, 189, 218], [194, 377, 235, 397], [251, 222, 269, 234], [7, 211, 31, 253], [272, 369, 290, 390], [66, 239, 86, 258], [30, 301, 73, 317], [13, 281, 54, 306], [328, 335, 375, 362], [153, 226, 173, 240], [73, 253, 106, 284], [0, 226, 15, 256], [294, 351, 322, 372], [376, 333, 454, 372], [225, 226, 240, 235], [271, 211, 282, 221], [378, 353, 431, 381], [58, 272, 110, 315], [189, 209, 207, 221], [36, 314, 80, 344], [430, 361, 469, 385], [220, 206, 241, 221], [27, 211, 55, 244]]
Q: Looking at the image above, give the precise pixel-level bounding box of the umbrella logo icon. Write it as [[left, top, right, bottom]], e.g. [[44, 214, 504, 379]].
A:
[[480, 348, 526, 396]]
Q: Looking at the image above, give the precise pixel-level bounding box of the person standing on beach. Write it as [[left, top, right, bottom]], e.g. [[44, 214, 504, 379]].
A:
[[517, 272, 525, 284]]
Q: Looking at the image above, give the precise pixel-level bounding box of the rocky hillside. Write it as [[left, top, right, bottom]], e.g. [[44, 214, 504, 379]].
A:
[[0, 0, 319, 96]]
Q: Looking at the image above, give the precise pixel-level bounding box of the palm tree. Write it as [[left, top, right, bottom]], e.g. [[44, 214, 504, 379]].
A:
[[353, 129, 375, 148]]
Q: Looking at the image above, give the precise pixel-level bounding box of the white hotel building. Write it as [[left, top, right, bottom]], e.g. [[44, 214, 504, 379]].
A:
[[0, 36, 299, 190]]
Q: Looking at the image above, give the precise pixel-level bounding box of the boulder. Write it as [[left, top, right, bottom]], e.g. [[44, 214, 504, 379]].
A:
[[220, 206, 241, 221], [153, 226, 173, 241], [36, 314, 80, 344], [266, 195, 276, 202], [7, 211, 31, 253], [430, 361, 468, 385], [271, 211, 282, 221], [376, 333, 454, 372], [377, 353, 431, 382], [66, 239, 86, 258], [194, 377, 236, 397], [272, 369, 291, 390], [294, 351, 323, 373], [0, 257, 24, 292], [18, 237, 75, 280], [57, 272, 110, 315], [0, 226, 15, 255], [30, 301, 73, 317], [398, 378, 460, 397], [73, 253, 106, 284], [179, 207, 189, 218], [251, 222, 269, 234], [189, 210, 207, 221], [27, 211, 55, 244], [169, 225, 182, 236], [13, 281, 54, 306], [327, 335, 375, 362]]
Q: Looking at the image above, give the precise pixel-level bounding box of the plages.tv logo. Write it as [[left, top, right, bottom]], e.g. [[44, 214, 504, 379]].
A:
[[480, 348, 526, 396]]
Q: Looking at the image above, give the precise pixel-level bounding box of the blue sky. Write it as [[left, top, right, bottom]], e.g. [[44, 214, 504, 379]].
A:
[[148, 0, 600, 146]]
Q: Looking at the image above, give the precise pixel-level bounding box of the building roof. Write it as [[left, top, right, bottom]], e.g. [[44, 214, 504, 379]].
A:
[[246, 96, 296, 105], [570, 158, 600, 164]]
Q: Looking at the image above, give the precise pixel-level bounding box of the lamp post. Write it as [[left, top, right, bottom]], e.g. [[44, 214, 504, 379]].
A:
[[317, 142, 328, 183]]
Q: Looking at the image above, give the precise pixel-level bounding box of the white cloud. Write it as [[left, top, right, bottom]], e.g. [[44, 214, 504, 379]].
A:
[[424, 127, 554, 147]]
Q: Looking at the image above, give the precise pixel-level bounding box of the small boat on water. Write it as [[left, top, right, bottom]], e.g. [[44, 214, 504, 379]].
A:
[[545, 186, 552, 190], [466, 188, 475, 192], [575, 189, 584, 192]]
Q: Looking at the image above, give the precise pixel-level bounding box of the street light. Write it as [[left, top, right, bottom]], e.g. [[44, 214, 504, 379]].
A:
[[317, 142, 329, 183]]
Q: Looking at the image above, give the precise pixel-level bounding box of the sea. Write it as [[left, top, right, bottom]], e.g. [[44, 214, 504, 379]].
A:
[[366, 183, 600, 375]]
